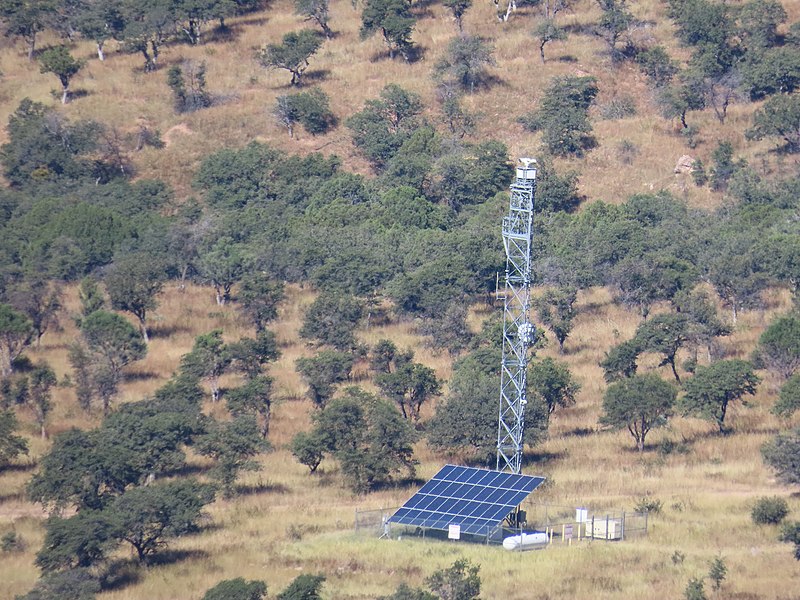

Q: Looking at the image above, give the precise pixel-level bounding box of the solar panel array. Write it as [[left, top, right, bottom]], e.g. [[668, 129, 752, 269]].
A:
[[388, 464, 545, 536]]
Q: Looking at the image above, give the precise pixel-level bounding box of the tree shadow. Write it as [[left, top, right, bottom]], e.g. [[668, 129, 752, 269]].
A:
[[101, 559, 142, 592], [522, 449, 567, 468], [165, 463, 212, 478], [146, 548, 209, 567], [0, 489, 27, 503], [556, 55, 579, 63], [123, 370, 159, 382], [563, 22, 596, 35], [369, 475, 427, 493], [234, 480, 291, 496], [302, 68, 331, 84], [234, 15, 269, 27], [69, 89, 91, 101], [564, 426, 594, 438], [370, 45, 426, 64], [0, 461, 37, 474], [148, 322, 191, 339]]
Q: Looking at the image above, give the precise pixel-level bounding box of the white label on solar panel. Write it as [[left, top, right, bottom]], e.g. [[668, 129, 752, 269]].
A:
[[448, 524, 461, 540]]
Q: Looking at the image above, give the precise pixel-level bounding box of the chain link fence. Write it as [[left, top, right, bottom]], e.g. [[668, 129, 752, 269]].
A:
[[356, 503, 649, 548]]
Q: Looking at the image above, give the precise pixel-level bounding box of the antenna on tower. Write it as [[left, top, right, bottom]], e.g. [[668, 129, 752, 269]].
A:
[[497, 157, 537, 476]]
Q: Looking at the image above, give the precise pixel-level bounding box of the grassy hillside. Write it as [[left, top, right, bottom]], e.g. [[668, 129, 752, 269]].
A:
[[1, 0, 800, 599]]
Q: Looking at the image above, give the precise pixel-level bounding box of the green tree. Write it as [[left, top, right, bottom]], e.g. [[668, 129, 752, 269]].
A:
[[119, 0, 175, 72], [308, 388, 416, 492], [673, 288, 730, 364], [595, 0, 633, 61], [535, 18, 566, 63], [684, 577, 707, 600], [27, 362, 56, 439], [635, 45, 678, 87], [529, 357, 579, 418], [79, 310, 146, 412], [274, 94, 299, 138], [658, 74, 706, 129], [780, 521, 800, 560], [707, 555, 726, 591], [257, 29, 323, 86], [290, 430, 325, 473], [276, 574, 325, 600], [16, 568, 100, 600], [0, 0, 57, 60], [443, 0, 471, 32], [0, 99, 108, 187], [434, 35, 495, 93], [167, 60, 212, 113], [196, 416, 268, 497], [746, 94, 800, 152], [35, 510, 117, 573], [762, 428, 800, 486], [300, 291, 363, 351], [197, 236, 246, 305], [0, 303, 32, 378], [533, 287, 577, 353], [228, 331, 280, 380], [370, 339, 397, 374], [360, 0, 415, 61], [38, 46, 84, 104], [294, 0, 331, 39], [110, 479, 215, 562], [426, 559, 481, 600], [295, 350, 354, 408], [74, 0, 126, 61], [755, 314, 800, 380], [634, 312, 690, 383], [709, 141, 738, 191], [346, 84, 423, 169], [105, 252, 166, 342], [236, 273, 284, 333], [520, 75, 598, 157], [774, 372, 800, 418], [180, 330, 231, 402], [0, 409, 28, 467], [751, 496, 789, 525], [706, 229, 769, 324], [428, 348, 500, 461], [203, 578, 268, 600], [740, 46, 800, 100], [681, 360, 760, 433], [28, 428, 137, 512], [276, 89, 337, 137], [8, 276, 62, 346], [738, 0, 786, 50], [376, 356, 441, 421], [600, 373, 677, 451], [226, 376, 273, 438]]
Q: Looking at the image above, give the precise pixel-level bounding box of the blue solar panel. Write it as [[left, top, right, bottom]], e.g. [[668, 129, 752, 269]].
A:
[[388, 464, 545, 536]]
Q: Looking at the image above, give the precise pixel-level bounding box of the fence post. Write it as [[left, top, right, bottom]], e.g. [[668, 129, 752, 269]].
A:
[[621, 511, 625, 541]]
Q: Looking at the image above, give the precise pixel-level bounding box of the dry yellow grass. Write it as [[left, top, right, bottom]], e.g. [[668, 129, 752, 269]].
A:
[[3, 0, 800, 598], [1, 280, 798, 600]]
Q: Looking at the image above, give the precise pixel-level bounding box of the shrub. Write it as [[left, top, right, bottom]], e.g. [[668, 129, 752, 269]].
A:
[[167, 61, 212, 113], [751, 496, 789, 525], [634, 497, 663, 514], [599, 96, 636, 120]]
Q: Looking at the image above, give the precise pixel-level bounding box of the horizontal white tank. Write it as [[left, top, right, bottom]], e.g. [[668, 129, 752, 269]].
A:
[[502, 532, 548, 551]]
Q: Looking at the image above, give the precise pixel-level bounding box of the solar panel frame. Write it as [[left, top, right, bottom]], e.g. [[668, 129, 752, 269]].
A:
[[388, 464, 545, 537]]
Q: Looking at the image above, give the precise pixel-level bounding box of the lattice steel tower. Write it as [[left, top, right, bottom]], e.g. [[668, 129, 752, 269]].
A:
[[496, 158, 537, 475]]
